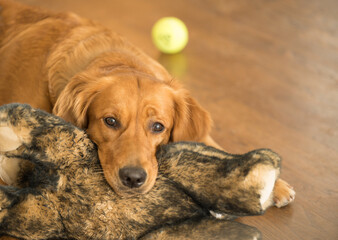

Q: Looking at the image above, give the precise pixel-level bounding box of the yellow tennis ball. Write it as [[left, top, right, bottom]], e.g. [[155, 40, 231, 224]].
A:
[[152, 17, 189, 54]]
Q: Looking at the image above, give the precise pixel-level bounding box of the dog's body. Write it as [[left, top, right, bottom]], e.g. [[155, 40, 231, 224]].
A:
[[0, 104, 280, 239], [0, 0, 294, 208], [0, 0, 218, 195]]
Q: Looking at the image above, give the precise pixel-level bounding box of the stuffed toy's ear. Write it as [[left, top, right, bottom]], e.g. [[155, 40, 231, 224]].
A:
[[0, 121, 22, 185], [170, 85, 212, 143], [53, 75, 101, 128], [0, 125, 21, 152], [0, 105, 34, 185]]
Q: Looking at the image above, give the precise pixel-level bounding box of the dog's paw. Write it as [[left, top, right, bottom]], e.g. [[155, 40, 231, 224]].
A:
[[273, 178, 295, 208]]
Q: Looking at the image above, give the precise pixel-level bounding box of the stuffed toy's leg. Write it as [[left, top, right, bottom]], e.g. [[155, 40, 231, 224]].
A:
[[157, 143, 281, 218]]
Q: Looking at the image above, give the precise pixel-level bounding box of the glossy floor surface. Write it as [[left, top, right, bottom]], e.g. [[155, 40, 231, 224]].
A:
[[12, 0, 338, 239]]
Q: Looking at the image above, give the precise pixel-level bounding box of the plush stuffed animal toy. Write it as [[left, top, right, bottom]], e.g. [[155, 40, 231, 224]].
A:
[[0, 104, 281, 240]]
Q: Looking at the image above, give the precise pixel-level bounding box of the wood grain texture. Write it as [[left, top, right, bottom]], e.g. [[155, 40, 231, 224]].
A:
[[12, 0, 338, 239]]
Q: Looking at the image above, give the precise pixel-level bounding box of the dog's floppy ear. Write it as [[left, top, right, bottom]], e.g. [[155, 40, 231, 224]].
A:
[[170, 83, 212, 143], [53, 75, 100, 129]]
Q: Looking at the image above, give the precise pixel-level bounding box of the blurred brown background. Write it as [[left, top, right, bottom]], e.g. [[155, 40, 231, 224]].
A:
[[15, 0, 338, 239]]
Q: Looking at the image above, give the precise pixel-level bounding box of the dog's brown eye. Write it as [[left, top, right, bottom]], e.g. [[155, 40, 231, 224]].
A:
[[151, 122, 165, 133], [104, 117, 120, 129]]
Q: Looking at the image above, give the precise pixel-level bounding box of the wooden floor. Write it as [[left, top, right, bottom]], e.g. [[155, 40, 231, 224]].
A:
[[16, 0, 338, 239]]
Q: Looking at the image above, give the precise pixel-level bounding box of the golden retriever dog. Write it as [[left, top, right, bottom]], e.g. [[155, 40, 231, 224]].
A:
[[0, 0, 294, 205]]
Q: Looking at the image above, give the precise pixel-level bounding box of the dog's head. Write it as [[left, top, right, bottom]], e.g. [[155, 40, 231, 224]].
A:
[[53, 67, 211, 196]]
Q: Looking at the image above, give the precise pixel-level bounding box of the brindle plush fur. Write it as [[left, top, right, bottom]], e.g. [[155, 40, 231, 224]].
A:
[[0, 104, 280, 239]]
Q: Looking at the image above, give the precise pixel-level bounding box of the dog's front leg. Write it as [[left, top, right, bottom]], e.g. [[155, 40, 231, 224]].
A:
[[273, 178, 296, 208], [0, 186, 64, 240]]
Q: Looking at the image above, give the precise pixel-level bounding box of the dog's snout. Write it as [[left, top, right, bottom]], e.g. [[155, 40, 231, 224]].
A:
[[119, 167, 147, 188]]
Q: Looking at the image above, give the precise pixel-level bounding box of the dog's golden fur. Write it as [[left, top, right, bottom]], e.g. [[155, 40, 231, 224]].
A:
[[0, 0, 294, 213]]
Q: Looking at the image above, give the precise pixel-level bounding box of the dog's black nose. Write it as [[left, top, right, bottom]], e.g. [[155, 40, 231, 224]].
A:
[[119, 167, 147, 188]]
